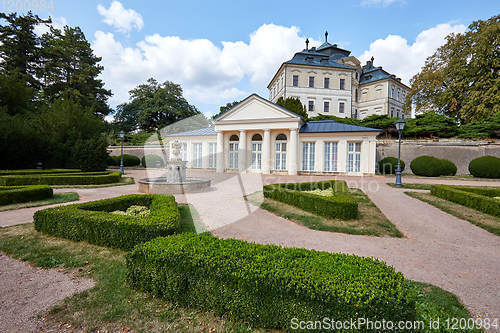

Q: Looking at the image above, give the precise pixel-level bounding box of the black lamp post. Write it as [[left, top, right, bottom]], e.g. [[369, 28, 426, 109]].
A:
[[119, 130, 125, 174], [395, 119, 406, 187]]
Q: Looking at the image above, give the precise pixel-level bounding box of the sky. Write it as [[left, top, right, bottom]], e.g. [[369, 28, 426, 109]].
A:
[[4, 0, 499, 118]]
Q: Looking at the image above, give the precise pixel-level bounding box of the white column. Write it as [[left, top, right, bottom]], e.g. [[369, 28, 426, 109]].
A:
[[361, 139, 370, 174], [288, 129, 298, 175], [238, 130, 246, 172], [216, 131, 223, 173], [317, 140, 324, 172], [262, 129, 271, 174], [338, 139, 347, 173]]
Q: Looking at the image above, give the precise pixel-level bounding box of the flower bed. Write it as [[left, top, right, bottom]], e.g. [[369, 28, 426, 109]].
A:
[[0, 185, 53, 205], [34, 194, 180, 250]]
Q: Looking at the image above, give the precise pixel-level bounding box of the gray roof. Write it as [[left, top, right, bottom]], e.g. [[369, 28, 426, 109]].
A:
[[285, 51, 353, 69], [300, 120, 382, 133], [166, 126, 217, 137]]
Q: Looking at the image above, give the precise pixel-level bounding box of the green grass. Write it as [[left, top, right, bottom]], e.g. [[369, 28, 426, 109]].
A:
[[51, 177, 135, 189], [0, 206, 481, 332], [387, 183, 433, 190], [0, 192, 79, 212], [406, 191, 500, 236], [246, 188, 403, 237]]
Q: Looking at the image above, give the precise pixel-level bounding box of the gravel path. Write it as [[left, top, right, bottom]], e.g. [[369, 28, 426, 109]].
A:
[[0, 253, 94, 332]]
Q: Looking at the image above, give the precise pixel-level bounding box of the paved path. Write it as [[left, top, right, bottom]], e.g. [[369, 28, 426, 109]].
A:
[[0, 170, 499, 322]]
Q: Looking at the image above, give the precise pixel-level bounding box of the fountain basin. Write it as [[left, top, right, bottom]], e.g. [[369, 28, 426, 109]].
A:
[[138, 177, 211, 194]]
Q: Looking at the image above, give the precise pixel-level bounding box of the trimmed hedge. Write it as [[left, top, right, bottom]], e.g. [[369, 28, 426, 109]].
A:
[[141, 154, 165, 168], [378, 157, 405, 174], [469, 156, 500, 178], [0, 185, 53, 205], [127, 234, 417, 329], [34, 194, 180, 250], [410, 156, 457, 177], [431, 185, 500, 217], [263, 180, 358, 219], [0, 171, 122, 186], [122, 154, 140, 167], [0, 169, 79, 175]]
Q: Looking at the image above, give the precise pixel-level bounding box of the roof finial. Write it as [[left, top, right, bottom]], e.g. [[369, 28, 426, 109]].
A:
[[305, 38, 309, 50], [325, 31, 328, 43], [371, 56, 374, 63]]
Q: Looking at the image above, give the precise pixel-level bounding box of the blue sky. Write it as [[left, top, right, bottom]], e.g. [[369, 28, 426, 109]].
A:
[[5, 0, 499, 117]]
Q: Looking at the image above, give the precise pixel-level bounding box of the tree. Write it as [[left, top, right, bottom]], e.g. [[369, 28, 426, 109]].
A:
[[38, 26, 112, 116], [276, 97, 308, 119], [212, 100, 240, 119], [406, 14, 500, 122], [0, 70, 35, 115], [113, 78, 200, 132]]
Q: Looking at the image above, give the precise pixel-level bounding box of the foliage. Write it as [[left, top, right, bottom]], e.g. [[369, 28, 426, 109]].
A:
[[113, 78, 200, 132], [34, 194, 180, 250], [107, 155, 119, 166], [378, 157, 405, 174], [112, 205, 150, 217], [406, 14, 500, 122], [458, 112, 500, 138], [468, 156, 500, 178], [0, 70, 35, 115], [122, 154, 141, 167], [127, 233, 417, 330], [263, 180, 358, 219], [0, 171, 121, 186], [404, 113, 459, 138], [0, 185, 52, 205], [72, 136, 109, 171], [0, 169, 79, 175], [212, 100, 240, 119], [431, 185, 500, 217], [141, 154, 165, 168], [276, 96, 308, 119], [410, 156, 457, 177]]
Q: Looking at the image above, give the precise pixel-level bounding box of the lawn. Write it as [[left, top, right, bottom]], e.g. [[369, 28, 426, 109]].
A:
[[0, 192, 79, 212], [387, 183, 433, 190], [406, 191, 500, 236], [246, 188, 403, 237]]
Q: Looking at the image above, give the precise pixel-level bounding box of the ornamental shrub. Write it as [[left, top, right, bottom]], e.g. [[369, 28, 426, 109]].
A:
[[410, 156, 457, 177], [141, 154, 165, 168], [431, 185, 500, 217], [378, 157, 405, 174], [72, 136, 109, 172], [126, 234, 417, 330], [0, 185, 53, 205], [34, 194, 180, 250], [107, 155, 120, 166], [263, 180, 358, 219], [0, 171, 121, 186], [469, 156, 500, 178], [122, 154, 141, 167], [440, 159, 457, 176]]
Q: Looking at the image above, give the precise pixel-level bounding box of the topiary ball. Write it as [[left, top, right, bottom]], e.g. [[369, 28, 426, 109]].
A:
[[440, 159, 457, 176], [122, 154, 141, 167], [469, 156, 500, 178], [141, 154, 165, 168], [107, 155, 118, 166], [378, 157, 405, 174], [410, 156, 443, 177]]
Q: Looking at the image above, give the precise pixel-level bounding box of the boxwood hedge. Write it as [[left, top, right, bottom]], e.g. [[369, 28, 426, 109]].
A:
[[0, 185, 53, 205], [410, 156, 457, 177], [263, 180, 358, 219], [0, 171, 122, 186], [34, 194, 180, 250], [127, 233, 417, 330], [0, 169, 79, 175], [378, 156, 405, 174], [468, 156, 500, 178], [431, 185, 500, 217]]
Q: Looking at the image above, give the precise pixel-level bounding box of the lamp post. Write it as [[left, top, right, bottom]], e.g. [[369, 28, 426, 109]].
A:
[[119, 130, 125, 174], [395, 119, 406, 187]]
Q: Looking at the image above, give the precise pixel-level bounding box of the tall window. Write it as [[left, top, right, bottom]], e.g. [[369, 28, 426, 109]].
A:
[[390, 107, 394, 117], [339, 102, 345, 113], [324, 77, 329, 88], [340, 78, 345, 90], [302, 142, 315, 171], [293, 75, 298, 87], [308, 100, 314, 112], [208, 143, 216, 169], [355, 89, 358, 102], [181, 143, 187, 161], [324, 101, 329, 113], [309, 76, 314, 88], [324, 142, 338, 172], [192, 143, 202, 168], [347, 142, 361, 172], [275, 134, 287, 171], [251, 134, 262, 170], [391, 87, 395, 98], [229, 135, 239, 170], [355, 72, 359, 80]]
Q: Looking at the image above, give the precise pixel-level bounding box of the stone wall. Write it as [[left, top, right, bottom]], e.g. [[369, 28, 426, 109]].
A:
[[107, 145, 167, 160]]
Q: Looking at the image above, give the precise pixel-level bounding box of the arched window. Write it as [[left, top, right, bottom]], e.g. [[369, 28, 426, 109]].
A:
[[229, 134, 239, 141], [252, 134, 262, 141], [276, 133, 287, 141]]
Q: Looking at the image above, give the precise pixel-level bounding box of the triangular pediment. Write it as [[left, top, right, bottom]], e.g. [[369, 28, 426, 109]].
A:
[[215, 94, 301, 122]]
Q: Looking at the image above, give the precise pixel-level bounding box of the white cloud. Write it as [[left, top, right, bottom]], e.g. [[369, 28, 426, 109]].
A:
[[97, 1, 143, 34], [360, 0, 405, 7], [92, 24, 317, 109], [358, 23, 467, 84], [34, 16, 68, 36]]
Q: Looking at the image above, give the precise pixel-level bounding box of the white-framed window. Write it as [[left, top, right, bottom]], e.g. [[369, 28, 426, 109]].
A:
[[309, 76, 314, 88], [324, 101, 329, 113], [308, 100, 314, 112], [192, 143, 202, 168], [347, 142, 361, 172], [339, 102, 345, 113], [208, 143, 216, 169], [324, 142, 338, 172], [181, 143, 187, 161], [302, 142, 315, 171], [293, 75, 298, 87], [275, 133, 287, 171], [340, 78, 345, 90], [251, 133, 262, 170], [229, 135, 239, 170], [390, 107, 394, 117], [324, 77, 329, 88]]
